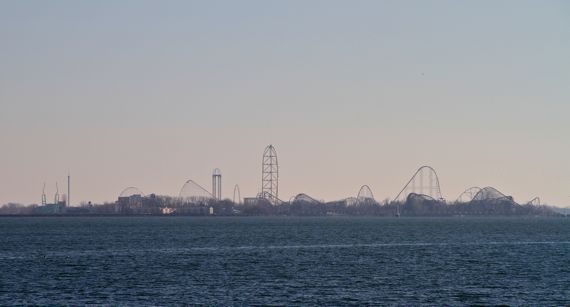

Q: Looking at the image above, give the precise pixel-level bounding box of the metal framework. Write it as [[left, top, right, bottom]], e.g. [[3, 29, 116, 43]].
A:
[[262, 145, 279, 205], [233, 184, 241, 204], [526, 197, 541, 206], [212, 168, 222, 200], [472, 186, 512, 202], [456, 187, 482, 203], [117, 186, 144, 213], [120, 187, 145, 198], [291, 193, 321, 204], [178, 180, 213, 200], [356, 185, 377, 205], [394, 165, 443, 202], [54, 183, 60, 204]]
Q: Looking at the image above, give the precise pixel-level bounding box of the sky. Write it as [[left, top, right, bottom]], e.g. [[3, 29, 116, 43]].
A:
[[0, 0, 569, 206]]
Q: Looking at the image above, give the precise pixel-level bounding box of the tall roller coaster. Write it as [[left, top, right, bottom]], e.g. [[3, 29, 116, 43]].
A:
[[262, 145, 279, 205], [179, 179, 214, 203], [356, 185, 377, 205], [393, 166, 444, 202]]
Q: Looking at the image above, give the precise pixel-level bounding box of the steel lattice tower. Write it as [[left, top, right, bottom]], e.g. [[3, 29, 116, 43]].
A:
[[262, 145, 279, 205]]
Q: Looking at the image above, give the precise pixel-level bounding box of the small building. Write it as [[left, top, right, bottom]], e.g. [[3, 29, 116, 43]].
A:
[[244, 197, 272, 206], [116, 194, 143, 213]]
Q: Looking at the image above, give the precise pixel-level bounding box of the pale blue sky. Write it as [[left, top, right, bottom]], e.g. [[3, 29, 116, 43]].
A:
[[1, 0, 569, 206]]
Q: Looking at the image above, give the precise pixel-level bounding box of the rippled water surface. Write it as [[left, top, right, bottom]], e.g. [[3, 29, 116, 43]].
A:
[[0, 216, 569, 305]]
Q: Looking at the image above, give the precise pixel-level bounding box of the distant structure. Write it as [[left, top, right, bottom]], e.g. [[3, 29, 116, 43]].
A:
[[212, 168, 222, 200], [527, 197, 541, 206], [356, 185, 378, 205], [357, 185, 377, 205], [233, 184, 241, 204], [42, 183, 47, 206], [456, 187, 482, 203], [262, 145, 279, 205], [344, 197, 358, 206], [472, 187, 514, 203], [67, 173, 71, 207], [291, 193, 321, 205], [244, 196, 272, 206], [394, 166, 443, 202], [117, 187, 145, 213], [54, 183, 60, 205], [38, 181, 66, 213], [179, 179, 214, 203], [119, 187, 144, 198]]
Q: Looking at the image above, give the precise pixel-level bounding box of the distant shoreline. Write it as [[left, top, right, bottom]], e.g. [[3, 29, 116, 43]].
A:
[[0, 214, 567, 218]]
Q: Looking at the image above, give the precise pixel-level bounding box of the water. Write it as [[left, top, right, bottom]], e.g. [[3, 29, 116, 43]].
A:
[[0, 216, 569, 305]]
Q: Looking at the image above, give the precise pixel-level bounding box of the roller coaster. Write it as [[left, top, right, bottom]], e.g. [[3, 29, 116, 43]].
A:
[[456, 187, 482, 203], [393, 166, 444, 202], [113, 146, 548, 212], [119, 187, 144, 198], [233, 185, 241, 204], [526, 197, 541, 206], [179, 179, 214, 203], [356, 185, 377, 205], [471, 187, 514, 203], [290, 193, 321, 204]]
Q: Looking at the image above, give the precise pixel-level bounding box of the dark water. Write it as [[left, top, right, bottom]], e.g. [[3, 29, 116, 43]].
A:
[[0, 216, 569, 305]]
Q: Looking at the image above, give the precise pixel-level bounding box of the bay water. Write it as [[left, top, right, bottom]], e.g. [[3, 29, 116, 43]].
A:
[[0, 216, 568, 305]]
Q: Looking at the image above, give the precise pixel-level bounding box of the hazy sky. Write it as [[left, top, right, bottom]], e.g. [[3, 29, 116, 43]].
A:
[[1, 0, 569, 206]]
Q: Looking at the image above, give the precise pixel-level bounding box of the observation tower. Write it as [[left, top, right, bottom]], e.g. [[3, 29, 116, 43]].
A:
[[212, 168, 222, 200]]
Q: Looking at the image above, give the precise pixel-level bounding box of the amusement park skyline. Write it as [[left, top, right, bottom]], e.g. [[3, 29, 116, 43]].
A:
[[0, 1, 569, 206]]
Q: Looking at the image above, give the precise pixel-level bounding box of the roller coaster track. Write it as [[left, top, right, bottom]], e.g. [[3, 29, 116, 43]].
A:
[[393, 166, 443, 202]]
